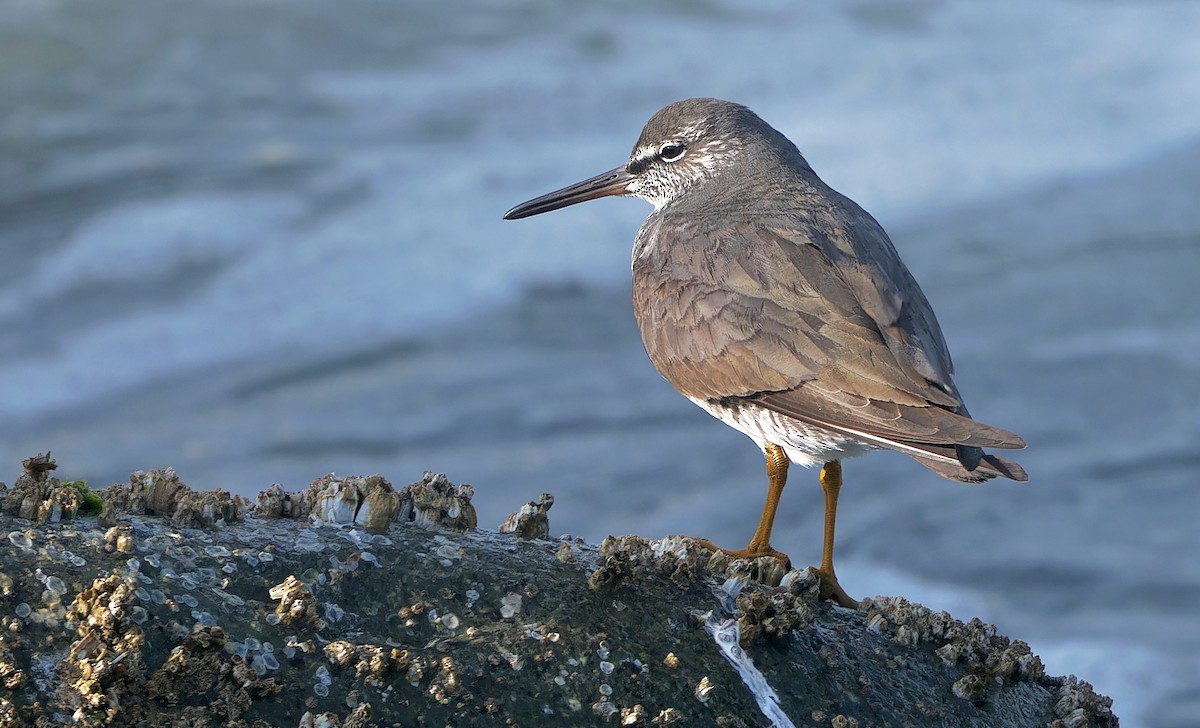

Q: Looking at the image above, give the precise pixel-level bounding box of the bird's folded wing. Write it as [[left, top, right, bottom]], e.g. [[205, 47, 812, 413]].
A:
[[637, 213, 961, 409], [752, 387, 1026, 449], [636, 209, 1025, 452]]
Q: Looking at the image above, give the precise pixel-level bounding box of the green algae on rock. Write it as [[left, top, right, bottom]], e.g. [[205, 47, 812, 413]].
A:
[[0, 459, 1117, 727]]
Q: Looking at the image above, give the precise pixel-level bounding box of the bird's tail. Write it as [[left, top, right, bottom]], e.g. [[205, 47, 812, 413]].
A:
[[906, 443, 1028, 483]]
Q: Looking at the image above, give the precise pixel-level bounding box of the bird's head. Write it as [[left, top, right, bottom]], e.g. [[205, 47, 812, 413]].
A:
[[504, 98, 782, 220]]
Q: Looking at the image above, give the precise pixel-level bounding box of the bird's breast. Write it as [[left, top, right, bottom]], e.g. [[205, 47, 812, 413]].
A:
[[630, 215, 797, 400]]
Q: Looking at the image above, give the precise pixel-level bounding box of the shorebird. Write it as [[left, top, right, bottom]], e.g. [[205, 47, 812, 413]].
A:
[[503, 98, 1027, 607]]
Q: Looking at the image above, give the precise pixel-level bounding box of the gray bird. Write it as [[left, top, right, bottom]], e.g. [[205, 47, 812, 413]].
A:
[[504, 98, 1027, 606]]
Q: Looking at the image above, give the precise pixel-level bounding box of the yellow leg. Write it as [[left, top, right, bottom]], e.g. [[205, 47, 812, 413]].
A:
[[745, 443, 789, 554], [687, 450, 860, 609], [691, 443, 792, 567], [818, 460, 858, 608]]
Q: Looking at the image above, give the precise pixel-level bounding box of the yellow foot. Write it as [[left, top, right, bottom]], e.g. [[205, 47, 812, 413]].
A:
[[817, 568, 860, 609], [686, 537, 792, 569]]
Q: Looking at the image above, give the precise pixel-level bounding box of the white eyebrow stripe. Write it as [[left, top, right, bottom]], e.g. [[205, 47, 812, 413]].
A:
[[632, 145, 658, 164]]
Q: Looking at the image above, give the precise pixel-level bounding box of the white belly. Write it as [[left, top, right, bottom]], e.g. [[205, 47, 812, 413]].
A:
[[687, 396, 876, 467]]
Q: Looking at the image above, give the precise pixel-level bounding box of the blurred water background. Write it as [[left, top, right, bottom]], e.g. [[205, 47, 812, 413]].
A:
[[2, 1, 1198, 724]]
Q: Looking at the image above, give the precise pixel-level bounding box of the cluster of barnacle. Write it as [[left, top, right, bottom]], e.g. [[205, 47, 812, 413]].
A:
[[0, 458, 602, 725], [56, 513, 312, 713], [320, 636, 451, 707], [254, 482, 309, 520], [30, 567, 72, 630], [323, 640, 408, 686], [0, 648, 22, 693], [59, 573, 148, 725], [268, 575, 319, 627], [228, 635, 280, 675], [255, 474, 401, 531], [0, 453, 80, 524], [587, 534, 797, 594], [103, 524, 135, 554], [594, 691, 652, 722], [325, 547, 382, 589], [397, 472, 477, 532], [3, 459, 485, 561], [100, 468, 248, 529], [144, 624, 282, 721], [859, 595, 1081, 711], [588, 535, 683, 591], [296, 702, 374, 728], [734, 575, 817, 645], [253, 471, 480, 534], [497, 492, 554, 540], [8, 576, 58, 637], [722, 555, 792, 589], [425, 655, 464, 706], [46, 538, 91, 569], [1046, 675, 1116, 728], [0, 572, 25, 693]]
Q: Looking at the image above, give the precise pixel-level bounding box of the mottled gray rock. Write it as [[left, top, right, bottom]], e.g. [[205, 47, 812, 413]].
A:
[[0, 468, 1117, 727]]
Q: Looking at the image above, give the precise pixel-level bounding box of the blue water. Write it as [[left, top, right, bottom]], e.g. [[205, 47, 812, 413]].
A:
[[3, 1, 1199, 724]]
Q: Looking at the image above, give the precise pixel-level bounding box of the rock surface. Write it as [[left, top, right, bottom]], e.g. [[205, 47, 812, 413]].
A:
[[0, 459, 1117, 727]]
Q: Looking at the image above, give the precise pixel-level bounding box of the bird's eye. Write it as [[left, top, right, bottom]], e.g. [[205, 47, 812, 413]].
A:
[[658, 143, 686, 162]]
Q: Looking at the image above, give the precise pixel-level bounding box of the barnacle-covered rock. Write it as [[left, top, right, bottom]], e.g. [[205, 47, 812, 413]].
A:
[[397, 472, 477, 531], [0, 452, 80, 524], [0, 456, 1119, 728], [735, 587, 814, 645], [270, 574, 319, 627], [1048, 675, 1116, 727], [498, 492, 554, 540], [355, 475, 401, 530], [297, 704, 374, 728], [146, 624, 282, 720], [255, 482, 301, 518], [142, 467, 187, 516], [324, 640, 406, 688], [103, 524, 135, 554], [307, 474, 361, 524], [100, 468, 247, 527], [59, 573, 147, 725], [301, 473, 400, 530], [169, 487, 245, 528], [779, 567, 821, 600], [98, 478, 144, 526], [588, 534, 782, 592], [859, 595, 1052, 707]]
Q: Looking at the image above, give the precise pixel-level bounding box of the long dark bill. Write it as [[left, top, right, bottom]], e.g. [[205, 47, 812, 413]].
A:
[[503, 166, 634, 220]]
